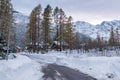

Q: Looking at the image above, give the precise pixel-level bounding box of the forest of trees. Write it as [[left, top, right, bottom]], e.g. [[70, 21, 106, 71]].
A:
[[0, 0, 120, 57], [25, 4, 76, 53]]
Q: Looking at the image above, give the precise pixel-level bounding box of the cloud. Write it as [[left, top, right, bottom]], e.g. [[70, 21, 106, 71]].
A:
[[11, 0, 120, 24]]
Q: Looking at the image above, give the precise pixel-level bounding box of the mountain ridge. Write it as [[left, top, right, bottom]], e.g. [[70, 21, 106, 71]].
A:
[[13, 11, 29, 49], [73, 20, 120, 40], [13, 11, 120, 48]]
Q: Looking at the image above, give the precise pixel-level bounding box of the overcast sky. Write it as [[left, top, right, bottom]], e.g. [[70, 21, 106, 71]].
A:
[[11, 0, 120, 24]]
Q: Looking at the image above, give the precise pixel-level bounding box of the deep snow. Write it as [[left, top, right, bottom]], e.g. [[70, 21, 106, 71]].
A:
[[1, 51, 120, 80], [0, 54, 43, 80], [22, 50, 120, 80]]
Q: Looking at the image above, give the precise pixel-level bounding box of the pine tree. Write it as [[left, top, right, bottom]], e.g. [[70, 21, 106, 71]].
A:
[[96, 34, 104, 51], [58, 8, 66, 51], [115, 28, 120, 46], [41, 4, 52, 51], [96, 34, 101, 48], [53, 7, 59, 25], [53, 7, 60, 46], [64, 16, 75, 50], [0, 37, 7, 59], [0, 0, 14, 58], [86, 38, 93, 49], [53, 8, 74, 51], [1, 0, 13, 39], [0, 0, 5, 36], [109, 27, 115, 46], [26, 4, 42, 52]]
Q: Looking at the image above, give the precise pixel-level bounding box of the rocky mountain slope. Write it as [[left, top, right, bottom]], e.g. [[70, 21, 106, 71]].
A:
[[73, 20, 120, 40]]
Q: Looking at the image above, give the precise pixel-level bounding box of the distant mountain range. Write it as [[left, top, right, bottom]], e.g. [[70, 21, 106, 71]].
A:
[[13, 11, 120, 48], [73, 20, 120, 40]]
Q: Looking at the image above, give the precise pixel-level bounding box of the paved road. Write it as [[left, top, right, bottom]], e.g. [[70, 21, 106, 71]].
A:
[[42, 64, 97, 80], [23, 54, 97, 80]]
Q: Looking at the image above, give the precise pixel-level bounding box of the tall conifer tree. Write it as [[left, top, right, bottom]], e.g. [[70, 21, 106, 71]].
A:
[[64, 16, 75, 50], [0, 0, 14, 58], [26, 4, 42, 52], [109, 27, 115, 46], [41, 4, 52, 51]]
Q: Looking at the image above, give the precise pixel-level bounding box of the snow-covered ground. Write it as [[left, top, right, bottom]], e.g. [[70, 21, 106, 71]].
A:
[[0, 50, 120, 80], [0, 54, 43, 80], [22, 50, 120, 80]]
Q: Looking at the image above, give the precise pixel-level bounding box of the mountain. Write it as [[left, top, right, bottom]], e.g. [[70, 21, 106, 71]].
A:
[[13, 11, 29, 49], [13, 11, 120, 48], [73, 20, 120, 40]]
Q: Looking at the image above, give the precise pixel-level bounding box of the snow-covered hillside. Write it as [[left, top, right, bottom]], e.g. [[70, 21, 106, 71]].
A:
[[73, 20, 120, 40], [13, 11, 29, 49], [14, 11, 120, 44]]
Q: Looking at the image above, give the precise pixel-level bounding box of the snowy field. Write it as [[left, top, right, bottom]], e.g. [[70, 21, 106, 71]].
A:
[[0, 54, 43, 80], [0, 50, 120, 80], [22, 50, 120, 80]]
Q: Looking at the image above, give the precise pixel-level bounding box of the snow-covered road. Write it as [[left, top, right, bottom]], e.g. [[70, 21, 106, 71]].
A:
[[22, 51, 120, 80], [1, 51, 120, 80], [25, 54, 97, 80], [42, 64, 97, 80]]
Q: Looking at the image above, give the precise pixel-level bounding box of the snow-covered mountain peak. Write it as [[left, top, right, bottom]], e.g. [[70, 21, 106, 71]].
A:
[[74, 20, 120, 40], [74, 21, 95, 28], [98, 20, 120, 28], [13, 11, 120, 42], [13, 11, 29, 23]]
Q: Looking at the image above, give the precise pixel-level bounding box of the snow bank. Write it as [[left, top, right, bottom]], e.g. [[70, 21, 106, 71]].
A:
[[63, 57, 120, 80], [23, 51, 120, 80], [0, 54, 43, 80]]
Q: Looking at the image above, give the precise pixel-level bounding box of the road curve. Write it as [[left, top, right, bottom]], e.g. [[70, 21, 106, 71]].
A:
[[42, 64, 97, 80]]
